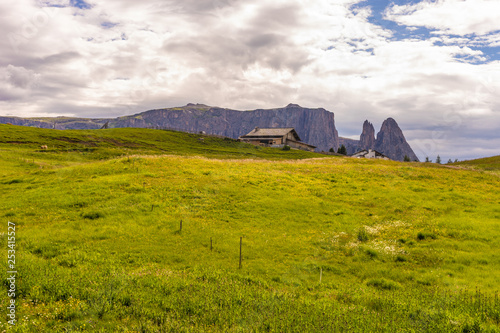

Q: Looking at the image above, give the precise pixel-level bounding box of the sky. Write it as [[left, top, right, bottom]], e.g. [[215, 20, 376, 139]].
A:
[[1, 0, 499, 161]]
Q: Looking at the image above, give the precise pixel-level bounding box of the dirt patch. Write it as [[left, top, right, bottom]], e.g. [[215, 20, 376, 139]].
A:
[[100, 138, 139, 147], [56, 137, 98, 146]]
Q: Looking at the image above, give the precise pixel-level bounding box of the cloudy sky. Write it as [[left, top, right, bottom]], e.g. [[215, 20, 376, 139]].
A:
[[1, 0, 499, 161]]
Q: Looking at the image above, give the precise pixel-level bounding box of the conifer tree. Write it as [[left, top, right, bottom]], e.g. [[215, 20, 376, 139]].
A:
[[337, 144, 347, 155]]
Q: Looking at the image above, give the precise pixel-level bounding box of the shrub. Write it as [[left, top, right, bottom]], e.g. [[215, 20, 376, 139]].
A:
[[120, 295, 132, 307], [365, 248, 378, 259], [395, 255, 407, 262], [357, 227, 369, 242], [417, 232, 437, 241], [462, 320, 481, 333], [82, 211, 104, 220], [282, 145, 291, 151], [366, 278, 399, 290]]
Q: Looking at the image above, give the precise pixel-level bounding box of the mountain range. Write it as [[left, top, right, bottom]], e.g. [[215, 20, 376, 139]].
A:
[[0, 103, 418, 161]]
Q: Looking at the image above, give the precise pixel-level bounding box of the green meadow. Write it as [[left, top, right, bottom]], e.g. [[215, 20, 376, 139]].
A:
[[1, 124, 499, 332]]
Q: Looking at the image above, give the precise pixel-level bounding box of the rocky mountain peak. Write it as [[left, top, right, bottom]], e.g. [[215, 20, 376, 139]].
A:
[[338, 117, 419, 161], [375, 118, 419, 161], [359, 120, 375, 150]]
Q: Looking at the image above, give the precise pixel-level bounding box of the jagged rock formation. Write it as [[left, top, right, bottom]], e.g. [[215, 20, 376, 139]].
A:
[[374, 118, 419, 162], [359, 120, 376, 150], [338, 118, 419, 161]]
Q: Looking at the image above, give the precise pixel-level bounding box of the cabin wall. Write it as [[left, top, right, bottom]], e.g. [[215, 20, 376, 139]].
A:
[[287, 141, 315, 152]]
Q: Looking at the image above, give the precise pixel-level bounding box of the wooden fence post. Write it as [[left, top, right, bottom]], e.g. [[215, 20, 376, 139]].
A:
[[239, 237, 242, 269]]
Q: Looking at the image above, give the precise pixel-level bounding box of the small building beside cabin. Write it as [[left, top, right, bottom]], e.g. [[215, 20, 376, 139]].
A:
[[238, 127, 316, 152], [351, 149, 390, 160]]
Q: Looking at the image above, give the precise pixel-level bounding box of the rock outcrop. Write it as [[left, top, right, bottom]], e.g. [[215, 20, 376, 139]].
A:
[[374, 118, 419, 161], [122, 103, 339, 151], [338, 118, 419, 161], [359, 120, 376, 150], [0, 116, 105, 130]]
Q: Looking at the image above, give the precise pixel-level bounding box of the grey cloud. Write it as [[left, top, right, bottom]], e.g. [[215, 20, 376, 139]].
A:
[[40, 52, 81, 66], [246, 33, 283, 49], [5, 65, 40, 89], [249, 3, 302, 31], [4, 52, 82, 71]]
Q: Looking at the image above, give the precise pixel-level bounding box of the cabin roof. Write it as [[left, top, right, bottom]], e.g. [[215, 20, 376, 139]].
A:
[[240, 127, 301, 141]]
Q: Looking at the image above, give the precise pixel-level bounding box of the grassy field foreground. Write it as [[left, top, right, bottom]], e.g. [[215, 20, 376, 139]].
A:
[[0, 125, 499, 332]]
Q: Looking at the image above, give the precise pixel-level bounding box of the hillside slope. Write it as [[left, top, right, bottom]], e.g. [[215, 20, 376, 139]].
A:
[[0, 124, 320, 163], [1, 126, 499, 332], [453, 155, 500, 171]]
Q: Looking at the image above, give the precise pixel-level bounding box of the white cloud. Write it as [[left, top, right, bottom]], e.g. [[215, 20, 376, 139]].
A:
[[385, 0, 500, 36]]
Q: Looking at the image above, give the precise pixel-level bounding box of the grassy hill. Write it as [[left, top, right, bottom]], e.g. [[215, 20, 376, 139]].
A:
[[453, 155, 500, 172], [1, 125, 499, 332]]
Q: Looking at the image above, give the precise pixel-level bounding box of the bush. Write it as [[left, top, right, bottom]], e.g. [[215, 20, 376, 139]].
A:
[[357, 227, 369, 242], [366, 278, 399, 290], [395, 255, 407, 262], [282, 145, 291, 151], [365, 248, 378, 259], [417, 232, 437, 241], [82, 211, 105, 220], [462, 320, 482, 333]]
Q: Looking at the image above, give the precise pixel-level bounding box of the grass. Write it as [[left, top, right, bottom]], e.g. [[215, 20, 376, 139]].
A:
[[1, 124, 499, 332], [452, 155, 500, 172]]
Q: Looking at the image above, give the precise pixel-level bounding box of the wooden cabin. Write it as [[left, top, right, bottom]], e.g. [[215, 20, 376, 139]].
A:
[[238, 127, 316, 152]]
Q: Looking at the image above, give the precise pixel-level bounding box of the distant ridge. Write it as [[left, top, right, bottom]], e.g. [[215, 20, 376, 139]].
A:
[[0, 104, 339, 152], [0, 103, 418, 160]]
